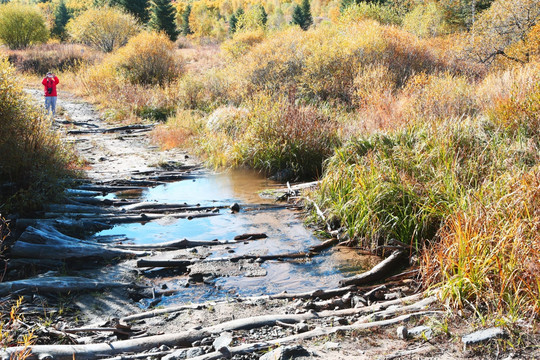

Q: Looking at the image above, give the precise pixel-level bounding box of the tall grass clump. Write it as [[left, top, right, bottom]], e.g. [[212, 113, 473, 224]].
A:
[[0, 57, 76, 212], [314, 117, 537, 250], [192, 93, 341, 179], [422, 168, 540, 319]]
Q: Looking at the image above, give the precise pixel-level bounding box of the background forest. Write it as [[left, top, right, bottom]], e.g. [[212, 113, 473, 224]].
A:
[[0, 0, 539, 328]]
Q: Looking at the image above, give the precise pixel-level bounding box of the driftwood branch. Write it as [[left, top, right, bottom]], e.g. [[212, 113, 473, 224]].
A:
[[339, 250, 406, 287]]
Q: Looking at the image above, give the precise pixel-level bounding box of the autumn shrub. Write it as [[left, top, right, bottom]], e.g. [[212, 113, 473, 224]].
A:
[[232, 21, 445, 105], [0, 3, 48, 50], [151, 109, 206, 150], [66, 6, 140, 52], [422, 168, 540, 319], [106, 31, 181, 85], [402, 2, 451, 38], [339, 2, 402, 25], [6, 43, 99, 74], [0, 57, 77, 212], [221, 29, 266, 59]]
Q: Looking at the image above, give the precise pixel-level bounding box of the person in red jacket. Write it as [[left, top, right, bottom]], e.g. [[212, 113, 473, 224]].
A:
[[42, 72, 59, 119]]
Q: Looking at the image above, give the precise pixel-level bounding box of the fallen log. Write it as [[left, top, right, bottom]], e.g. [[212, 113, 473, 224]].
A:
[[15, 218, 112, 232], [77, 184, 146, 193], [136, 259, 192, 268], [121, 304, 207, 323], [309, 238, 339, 252], [117, 239, 241, 251], [0, 276, 131, 296], [64, 189, 102, 197], [45, 204, 110, 214], [9, 241, 140, 260], [339, 250, 407, 287], [136, 251, 312, 268], [233, 233, 268, 241], [269, 285, 356, 300]]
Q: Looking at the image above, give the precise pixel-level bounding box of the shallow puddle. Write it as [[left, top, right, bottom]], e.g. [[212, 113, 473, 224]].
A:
[[96, 170, 379, 304]]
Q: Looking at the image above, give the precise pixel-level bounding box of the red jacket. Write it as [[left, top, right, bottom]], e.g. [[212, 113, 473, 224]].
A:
[[42, 76, 59, 97]]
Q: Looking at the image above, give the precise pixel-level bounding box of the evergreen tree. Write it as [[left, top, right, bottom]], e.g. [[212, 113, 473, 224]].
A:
[[181, 4, 192, 36], [229, 8, 244, 34], [148, 0, 178, 41], [292, 0, 312, 31], [300, 0, 312, 30], [259, 5, 267, 27], [52, 0, 70, 40], [291, 5, 305, 29], [114, 0, 150, 23]]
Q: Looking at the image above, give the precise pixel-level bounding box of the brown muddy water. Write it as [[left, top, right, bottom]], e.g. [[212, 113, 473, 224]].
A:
[[95, 170, 379, 306]]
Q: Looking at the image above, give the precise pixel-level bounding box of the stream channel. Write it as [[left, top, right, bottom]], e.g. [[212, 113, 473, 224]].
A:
[[94, 170, 380, 308]]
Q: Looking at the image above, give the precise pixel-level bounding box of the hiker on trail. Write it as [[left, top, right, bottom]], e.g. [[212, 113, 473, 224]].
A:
[[42, 72, 59, 119]]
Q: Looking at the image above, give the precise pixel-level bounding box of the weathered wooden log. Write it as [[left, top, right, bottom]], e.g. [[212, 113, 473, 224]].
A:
[[0, 276, 131, 296], [77, 184, 145, 193], [339, 250, 407, 287], [117, 239, 240, 251], [45, 204, 109, 214], [67, 124, 155, 135], [309, 238, 339, 252], [15, 218, 112, 232], [10, 241, 140, 260], [64, 189, 102, 197], [269, 285, 356, 300], [233, 233, 268, 240], [136, 259, 192, 268], [121, 304, 206, 323], [12, 226, 142, 260], [67, 197, 117, 206], [136, 251, 312, 268]]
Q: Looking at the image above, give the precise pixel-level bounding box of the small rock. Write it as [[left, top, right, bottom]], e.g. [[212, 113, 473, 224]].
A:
[[162, 349, 188, 360], [159, 345, 170, 351], [462, 327, 506, 346], [218, 346, 232, 358], [396, 325, 408, 339], [192, 340, 201, 347], [230, 203, 240, 212], [99, 157, 107, 162], [213, 332, 233, 351], [351, 296, 366, 308], [186, 347, 204, 358], [295, 322, 309, 333], [211, 208, 220, 213], [201, 337, 213, 346], [259, 345, 311, 360], [324, 341, 340, 350], [408, 326, 433, 339]]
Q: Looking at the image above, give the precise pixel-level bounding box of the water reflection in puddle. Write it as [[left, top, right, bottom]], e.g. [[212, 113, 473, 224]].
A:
[[96, 170, 379, 304]]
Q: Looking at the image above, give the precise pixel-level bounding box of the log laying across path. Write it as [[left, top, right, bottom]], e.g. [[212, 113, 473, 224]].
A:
[[136, 251, 311, 268], [67, 124, 155, 135], [340, 250, 407, 287], [10, 225, 143, 260], [117, 238, 245, 251], [0, 294, 435, 360], [15, 218, 111, 232], [45, 204, 110, 214], [0, 276, 131, 296]]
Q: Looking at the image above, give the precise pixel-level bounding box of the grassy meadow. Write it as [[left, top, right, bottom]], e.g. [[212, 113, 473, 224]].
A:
[[0, 0, 538, 324]]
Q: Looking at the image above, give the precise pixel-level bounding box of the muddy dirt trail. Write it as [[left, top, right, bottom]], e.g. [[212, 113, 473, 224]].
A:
[[3, 90, 497, 360]]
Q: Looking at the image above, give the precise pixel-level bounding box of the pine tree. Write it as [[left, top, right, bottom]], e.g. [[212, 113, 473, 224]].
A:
[[259, 5, 267, 27], [291, 5, 305, 29], [115, 0, 150, 23], [181, 4, 192, 36], [300, 0, 312, 30], [229, 8, 244, 34], [148, 0, 178, 41], [292, 0, 312, 31], [52, 0, 70, 40]]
